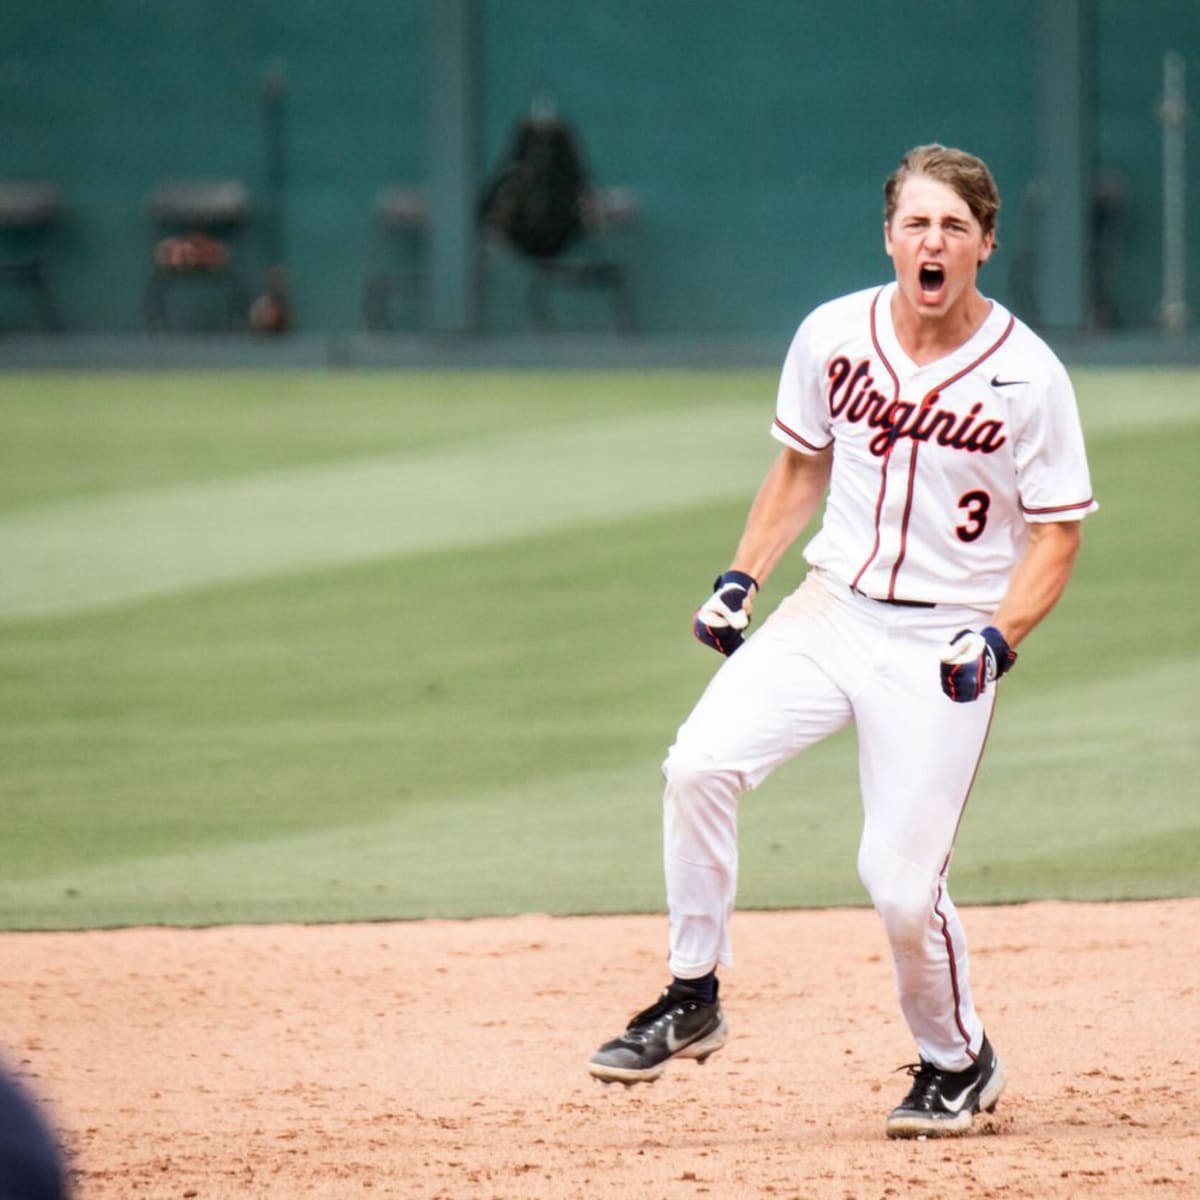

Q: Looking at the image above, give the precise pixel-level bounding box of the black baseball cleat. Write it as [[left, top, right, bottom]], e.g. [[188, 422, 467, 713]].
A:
[[587, 980, 728, 1083], [885, 1034, 1007, 1138]]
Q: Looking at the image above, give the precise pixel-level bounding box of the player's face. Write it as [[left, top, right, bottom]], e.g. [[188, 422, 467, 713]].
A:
[[884, 174, 994, 321]]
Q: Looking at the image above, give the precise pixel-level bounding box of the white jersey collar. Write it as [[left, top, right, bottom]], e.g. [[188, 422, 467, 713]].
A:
[[871, 282, 1012, 383]]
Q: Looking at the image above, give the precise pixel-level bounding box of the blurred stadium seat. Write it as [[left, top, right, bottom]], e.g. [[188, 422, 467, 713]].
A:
[[525, 184, 639, 333], [143, 179, 252, 333], [362, 185, 429, 333], [0, 181, 66, 333], [363, 180, 638, 334]]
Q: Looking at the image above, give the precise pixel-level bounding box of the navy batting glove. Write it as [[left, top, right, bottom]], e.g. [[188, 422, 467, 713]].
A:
[[939, 625, 1017, 703], [693, 570, 759, 656]]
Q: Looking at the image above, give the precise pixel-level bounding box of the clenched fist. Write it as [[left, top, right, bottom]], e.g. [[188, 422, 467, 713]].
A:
[[939, 626, 1017, 702], [693, 570, 759, 656]]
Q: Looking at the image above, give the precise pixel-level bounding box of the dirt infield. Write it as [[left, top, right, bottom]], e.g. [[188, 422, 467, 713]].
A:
[[1, 899, 1197, 1199]]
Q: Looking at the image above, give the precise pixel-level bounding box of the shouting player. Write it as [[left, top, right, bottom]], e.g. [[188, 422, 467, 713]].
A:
[[587, 144, 1097, 1138]]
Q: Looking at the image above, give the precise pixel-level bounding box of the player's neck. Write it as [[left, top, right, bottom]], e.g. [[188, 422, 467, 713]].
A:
[[890, 287, 992, 367]]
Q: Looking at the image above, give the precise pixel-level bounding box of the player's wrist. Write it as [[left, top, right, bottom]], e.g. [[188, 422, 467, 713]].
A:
[[979, 625, 1017, 677], [715, 569, 758, 594]]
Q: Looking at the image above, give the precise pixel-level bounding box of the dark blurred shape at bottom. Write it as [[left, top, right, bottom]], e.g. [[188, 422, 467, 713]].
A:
[[0, 1066, 68, 1200]]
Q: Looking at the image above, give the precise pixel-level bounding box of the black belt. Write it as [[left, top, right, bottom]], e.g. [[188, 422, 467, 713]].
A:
[[850, 586, 936, 609]]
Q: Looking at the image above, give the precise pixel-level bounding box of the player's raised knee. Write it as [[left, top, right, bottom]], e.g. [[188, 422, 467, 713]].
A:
[[663, 745, 745, 802]]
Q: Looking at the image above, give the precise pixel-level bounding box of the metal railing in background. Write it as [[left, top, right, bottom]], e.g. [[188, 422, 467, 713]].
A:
[[1160, 50, 1188, 333]]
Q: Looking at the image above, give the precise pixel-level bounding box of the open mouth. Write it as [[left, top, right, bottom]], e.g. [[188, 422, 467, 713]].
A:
[[919, 263, 945, 297]]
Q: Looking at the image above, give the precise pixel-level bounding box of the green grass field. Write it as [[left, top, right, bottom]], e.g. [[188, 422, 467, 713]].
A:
[[1, 367, 1197, 929]]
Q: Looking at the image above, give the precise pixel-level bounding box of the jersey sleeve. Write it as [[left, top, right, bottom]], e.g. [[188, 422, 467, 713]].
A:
[[771, 316, 834, 454], [1011, 361, 1099, 522]]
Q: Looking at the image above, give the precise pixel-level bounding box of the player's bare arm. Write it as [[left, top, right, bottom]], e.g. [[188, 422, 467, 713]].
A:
[[988, 520, 1082, 647], [692, 447, 832, 655], [940, 520, 1083, 703], [729, 445, 833, 596]]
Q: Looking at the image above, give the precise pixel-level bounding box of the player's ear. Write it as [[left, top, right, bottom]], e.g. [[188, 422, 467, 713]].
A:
[[883, 221, 895, 258], [977, 230, 995, 265]]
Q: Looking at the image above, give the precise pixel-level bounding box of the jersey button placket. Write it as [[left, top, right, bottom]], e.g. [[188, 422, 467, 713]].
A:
[[873, 404, 920, 598], [881, 373, 941, 600]]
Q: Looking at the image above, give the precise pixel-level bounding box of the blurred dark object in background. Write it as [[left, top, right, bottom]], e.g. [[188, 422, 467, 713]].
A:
[[1007, 170, 1130, 331], [363, 186, 429, 333], [526, 184, 638, 333], [0, 181, 66, 333], [480, 106, 589, 261], [249, 264, 291, 334], [479, 101, 638, 333], [1089, 170, 1130, 330], [144, 179, 251, 333]]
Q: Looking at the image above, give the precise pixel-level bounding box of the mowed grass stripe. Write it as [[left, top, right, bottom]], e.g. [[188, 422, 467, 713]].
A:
[[1072, 368, 1200, 434], [1, 651, 1194, 928], [1, 368, 1197, 929], [0, 759, 668, 928], [0, 408, 775, 620], [0, 371, 774, 512], [1, 367, 1194, 621]]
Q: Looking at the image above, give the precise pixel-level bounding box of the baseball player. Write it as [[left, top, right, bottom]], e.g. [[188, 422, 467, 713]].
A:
[[587, 144, 1097, 1138]]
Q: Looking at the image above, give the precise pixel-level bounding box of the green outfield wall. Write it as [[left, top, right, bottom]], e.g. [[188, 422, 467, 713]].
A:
[[0, 1, 1194, 337]]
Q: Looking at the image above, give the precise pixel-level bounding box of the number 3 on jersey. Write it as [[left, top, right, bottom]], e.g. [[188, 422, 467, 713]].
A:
[[956, 489, 991, 542]]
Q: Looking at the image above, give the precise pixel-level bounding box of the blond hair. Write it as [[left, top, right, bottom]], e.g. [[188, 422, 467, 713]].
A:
[[884, 144, 1001, 244]]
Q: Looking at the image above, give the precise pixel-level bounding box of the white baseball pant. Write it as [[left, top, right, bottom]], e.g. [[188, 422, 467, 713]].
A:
[[663, 566, 997, 1070]]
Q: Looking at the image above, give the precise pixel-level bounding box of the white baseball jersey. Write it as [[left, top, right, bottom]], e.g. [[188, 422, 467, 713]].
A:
[[772, 283, 1098, 606], [655, 281, 1099, 1076]]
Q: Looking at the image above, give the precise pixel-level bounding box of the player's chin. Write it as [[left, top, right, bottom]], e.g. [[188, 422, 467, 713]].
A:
[[917, 283, 947, 309], [912, 284, 955, 316]]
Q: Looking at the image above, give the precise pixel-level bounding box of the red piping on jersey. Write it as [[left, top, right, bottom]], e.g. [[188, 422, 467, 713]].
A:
[[773, 416, 832, 453], [1020, 497, 1094, 515], [853, 291, 1016, 599], [850, 290, 903, 593], [887, 418, 932, 596], [887, 318, 1015, 594]]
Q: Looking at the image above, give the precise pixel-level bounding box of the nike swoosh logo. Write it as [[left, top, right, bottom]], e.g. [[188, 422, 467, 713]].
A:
[[939, 1083, 976, 1113], [665, 1025, 689, 1053], [990, 375, 1028, 387]]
